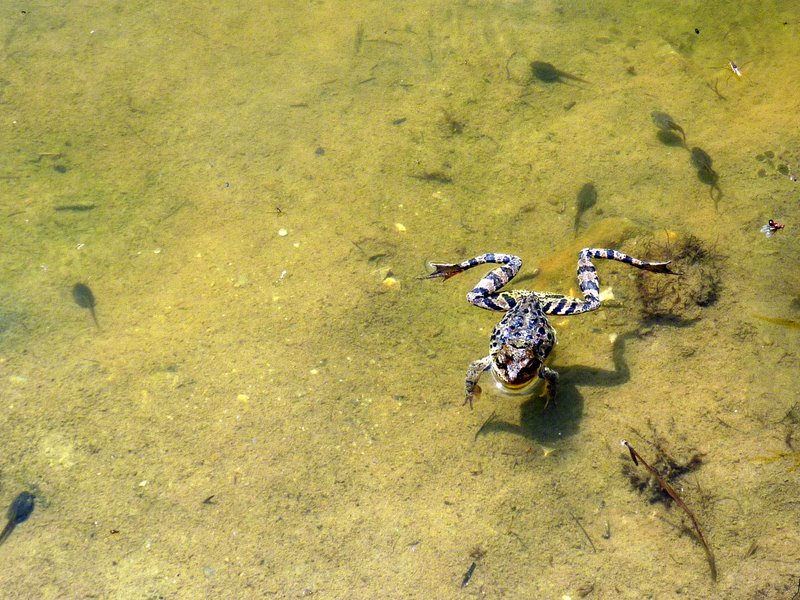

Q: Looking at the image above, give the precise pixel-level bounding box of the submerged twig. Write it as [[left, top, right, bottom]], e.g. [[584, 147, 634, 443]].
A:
[[474, 410, 497, 441], [568, 510, 597, 553], [622, 440, 717, 581], [460, 561, 476, 588]]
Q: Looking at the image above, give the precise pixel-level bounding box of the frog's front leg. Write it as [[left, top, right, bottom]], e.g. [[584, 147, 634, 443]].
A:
[[540, 365, 559, 406], [465, 355, 492, 408]]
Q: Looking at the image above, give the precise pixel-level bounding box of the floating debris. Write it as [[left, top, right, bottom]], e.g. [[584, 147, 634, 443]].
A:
[[760, 219, 785, 237]]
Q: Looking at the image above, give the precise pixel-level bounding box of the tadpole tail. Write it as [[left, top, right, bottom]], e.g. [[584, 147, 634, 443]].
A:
[[0, 521, 15, 546], [559, 71, 590, 84], [710, 184, 723, 214], [89, 306, 100, 329]]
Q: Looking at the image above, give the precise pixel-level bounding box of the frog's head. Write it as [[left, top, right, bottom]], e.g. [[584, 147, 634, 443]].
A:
[[491, 342, 542, 392]]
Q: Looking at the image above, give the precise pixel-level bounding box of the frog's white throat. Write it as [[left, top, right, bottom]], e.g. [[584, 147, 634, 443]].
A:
[[490, 370, 539, 396]]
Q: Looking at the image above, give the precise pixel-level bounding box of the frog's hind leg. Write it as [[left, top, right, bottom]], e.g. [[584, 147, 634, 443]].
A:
[[422, 253, 523, 312], [465, 355, 492, 408], [577, 248, 673, 311], [582, 248, 674, 275], [540, 248, 673, 316]]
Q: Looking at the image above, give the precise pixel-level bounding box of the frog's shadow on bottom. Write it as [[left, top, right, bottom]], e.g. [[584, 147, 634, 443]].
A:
[[477, 331, 639, 445]]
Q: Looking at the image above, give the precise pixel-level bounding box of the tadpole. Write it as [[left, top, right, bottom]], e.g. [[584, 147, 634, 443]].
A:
[[574, 182, 597, 234], [690, 147, 723, 211], [72, 282, 99, 328], [651, 111, 686, 145], [530, 61, 588, 84], [0, 492, 35, 546]]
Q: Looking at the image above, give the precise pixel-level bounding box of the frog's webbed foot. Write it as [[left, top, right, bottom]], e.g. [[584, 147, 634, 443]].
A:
[[465, 356, 492, 409], [419, 262, 465, 281], [640, 261, 677, 275], [464, 385, 482, 409], [539, 366, 559, 408]]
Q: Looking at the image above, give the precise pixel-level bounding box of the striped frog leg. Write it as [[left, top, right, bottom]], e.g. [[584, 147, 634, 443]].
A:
[[537, 248, 674, 316], [421, 253, 523, 312]]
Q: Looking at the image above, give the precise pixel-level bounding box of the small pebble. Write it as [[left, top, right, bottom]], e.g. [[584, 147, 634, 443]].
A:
[[599, 286, 615, 301], [277, 228, 288, 237], [382, 276, 401, 290], [394, 223, 407, 233]]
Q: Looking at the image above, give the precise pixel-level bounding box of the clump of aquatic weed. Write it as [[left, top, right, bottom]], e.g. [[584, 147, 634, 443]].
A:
[[632, 233, 723, 322]]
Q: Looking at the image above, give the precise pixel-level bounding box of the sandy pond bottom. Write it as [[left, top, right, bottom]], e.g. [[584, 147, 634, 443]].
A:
[[1, 1, 799, 598]]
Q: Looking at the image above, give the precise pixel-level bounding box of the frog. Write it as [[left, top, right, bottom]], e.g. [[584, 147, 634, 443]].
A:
[[422, 248, 674, 407]]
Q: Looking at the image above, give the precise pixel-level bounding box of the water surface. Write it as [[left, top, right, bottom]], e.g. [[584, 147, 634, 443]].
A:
[[1, 1, 798, 597]]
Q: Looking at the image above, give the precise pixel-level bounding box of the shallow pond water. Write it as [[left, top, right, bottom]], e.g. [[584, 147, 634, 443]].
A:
[[0, 1, 798, 598]]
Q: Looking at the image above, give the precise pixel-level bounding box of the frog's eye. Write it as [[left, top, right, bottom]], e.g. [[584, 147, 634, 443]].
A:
[[516, 356, 542, 382]]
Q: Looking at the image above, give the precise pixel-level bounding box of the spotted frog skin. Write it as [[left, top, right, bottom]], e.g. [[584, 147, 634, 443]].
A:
[[423, 249, 673, 407]]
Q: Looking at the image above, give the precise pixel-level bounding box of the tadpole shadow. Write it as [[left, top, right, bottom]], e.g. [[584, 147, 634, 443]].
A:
[[476, 331, 640, 445], [656, 130, 686, 148]]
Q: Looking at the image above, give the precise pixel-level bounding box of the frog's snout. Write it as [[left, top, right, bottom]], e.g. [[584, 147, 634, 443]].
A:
[[492, 344, 541, 389]]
